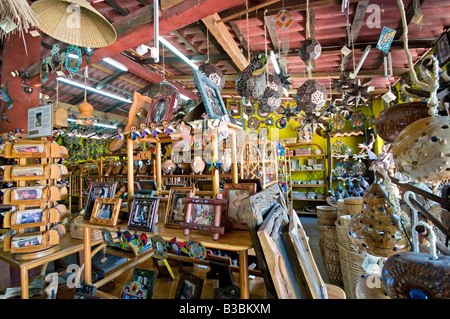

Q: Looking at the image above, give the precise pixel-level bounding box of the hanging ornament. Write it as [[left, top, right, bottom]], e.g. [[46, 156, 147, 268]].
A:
[[84, 47, 94, 65], [374, 102, 429, 144], [199, 63, 225, 91], [275, 118, 287, 129], [392, 116, 450, 182], [342, 78, 371, 107], [294, 79, 328, 113], [257, 73, 283, 113], [274, 9, 295, 29], [236, 53, 268, 100], [299, 38, 322, 64], [330, 112, 346, 130], [347, 183, 411, 257], [65, 45, 82, 74], [277, 103, 297, 122], [50, 44, 62, 73], [381, 222, 450, 299], [349, 111, 366, 128]]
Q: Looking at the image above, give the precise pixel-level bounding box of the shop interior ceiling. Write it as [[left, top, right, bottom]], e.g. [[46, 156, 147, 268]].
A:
[[3, 0, 450, 124]]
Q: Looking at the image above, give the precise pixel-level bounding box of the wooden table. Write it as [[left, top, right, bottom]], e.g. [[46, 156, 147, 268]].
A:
[[0, 235, 103, 299], [79, 219, 255, 299]]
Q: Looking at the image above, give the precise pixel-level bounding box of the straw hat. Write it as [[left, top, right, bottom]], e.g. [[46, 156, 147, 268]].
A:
[[31, 0, 116, 48]]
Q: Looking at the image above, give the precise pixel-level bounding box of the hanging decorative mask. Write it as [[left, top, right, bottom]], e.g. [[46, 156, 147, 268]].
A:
[[392, 116, 450, 182], [347, 183, 411, 257]]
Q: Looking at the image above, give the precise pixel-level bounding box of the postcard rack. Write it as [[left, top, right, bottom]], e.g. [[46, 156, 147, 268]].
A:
[[1, 140, 68, 260]]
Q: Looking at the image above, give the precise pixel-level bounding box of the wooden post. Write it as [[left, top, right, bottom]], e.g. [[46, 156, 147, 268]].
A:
[[239, 249, 249, 299], [211, 130, 220, 198], [127, 138, 134, 198], [20, 266, 29, 299], [230, 129, 238, 184], [156, 141, 162, 192], [83, 226, 92, 285]]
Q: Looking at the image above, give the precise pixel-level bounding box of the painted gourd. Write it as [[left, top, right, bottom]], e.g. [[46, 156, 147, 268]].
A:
[[392, 116, 450, 182], [375, 102, 429, 143], [161, 159, 176, 175], [381, 251, 450, 299], [190, 156, 205, 174], [347, 183, 410, 257]]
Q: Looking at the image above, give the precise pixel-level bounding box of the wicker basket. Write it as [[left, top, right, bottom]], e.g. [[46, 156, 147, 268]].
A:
[[70, 221, 102, 241], [336, 197, 363, 218], [317, 206, 337, 226], [336, 220, 353, 250], [322, 252, 343, 285], [338, 244, 367, 299], [318, 225, 339, 251]]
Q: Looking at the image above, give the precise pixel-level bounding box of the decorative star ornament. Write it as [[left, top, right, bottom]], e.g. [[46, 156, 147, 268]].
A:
[[342, 78, 371, 108]]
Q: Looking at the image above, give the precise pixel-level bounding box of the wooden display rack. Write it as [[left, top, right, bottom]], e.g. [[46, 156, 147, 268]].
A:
[[2, 140, 68, 260]]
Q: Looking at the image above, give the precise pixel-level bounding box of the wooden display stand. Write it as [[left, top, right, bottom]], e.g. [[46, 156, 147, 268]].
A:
[[2, 140, 68, 260]]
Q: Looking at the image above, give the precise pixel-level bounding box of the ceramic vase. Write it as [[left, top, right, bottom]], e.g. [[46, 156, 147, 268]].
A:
[[162, 159, 176, 175]]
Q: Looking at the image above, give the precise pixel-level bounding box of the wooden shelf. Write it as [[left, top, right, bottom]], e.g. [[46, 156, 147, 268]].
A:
[[162, 174, 233, 178], [292, 184, 326, 188], [290, 154, 325, 158], [292, 198, 327, 202], [291, 169, 325, 172]]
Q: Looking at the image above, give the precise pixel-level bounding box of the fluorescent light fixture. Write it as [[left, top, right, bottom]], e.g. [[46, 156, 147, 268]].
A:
[[57, 77, 132, 103], [179, 93, 191, 101], [270, 50, 280, 74], [68, 53, 80, 59], [102, 57, 128, 72], [159, 37, 198, 70], [67, 118, 118, 129]]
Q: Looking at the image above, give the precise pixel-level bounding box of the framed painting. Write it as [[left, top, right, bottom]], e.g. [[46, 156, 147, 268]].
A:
[[89, 197, 122, 227], [437, 31, 450, 66], [222, 183, 256, 230], [174, 269, 204, 299], [146, 94, 177, 126], [193, 68, 230, 122], [128, 197, 159, 232], [164, 187, 194, 228], [226, 100, 241, 117], [83, 181, 117, 220]]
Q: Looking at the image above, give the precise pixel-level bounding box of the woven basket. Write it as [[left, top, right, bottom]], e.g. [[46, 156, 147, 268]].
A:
[[70, 222, 102, 241], [317, 206, 337, 226], [322, 253, 343, 285], [337, 198, 363, 218], [338, 244, 367, 299], [336, 220, 353, 250], [318, 225, 339, 251], [337, 199, 345, 216]]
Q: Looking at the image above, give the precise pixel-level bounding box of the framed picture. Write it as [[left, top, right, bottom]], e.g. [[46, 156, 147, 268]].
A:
[[83, 181, 117, 220], [437, 31, 450, 66], [226, 100, 241, 116], [15, 209, 43, 225], [119, 280, 148, 299], [132, 268, 156, 299], [164, 187, 194, 228], [128, 197, 159, 232], [222, 183, 256, 230], [13, 187, 44, 201], [179, 196, 226, 240], [89, 197, 122, 227], [193, 68, 230, 122], [174, 270, 204, 299], [147, 94, 177, 125]]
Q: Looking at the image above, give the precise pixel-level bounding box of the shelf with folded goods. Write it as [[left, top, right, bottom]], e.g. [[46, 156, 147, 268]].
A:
[[292, 198, 327, 201], [292, 184, 327, 188]]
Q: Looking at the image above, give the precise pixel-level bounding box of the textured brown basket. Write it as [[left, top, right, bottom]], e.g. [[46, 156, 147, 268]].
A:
[[338, 244, 367, 299], [337, 198, 363, 218], [318, 225, 339, 251], [70, 222, 102, 241], [317, 206, 337, 226], [322, 253, 343, 285], [336, 221, 353, 250]]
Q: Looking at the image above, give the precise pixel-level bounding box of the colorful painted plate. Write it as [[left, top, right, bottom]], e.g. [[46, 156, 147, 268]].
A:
[[151, 235, 167, 258], [185, 240, 207, 260]]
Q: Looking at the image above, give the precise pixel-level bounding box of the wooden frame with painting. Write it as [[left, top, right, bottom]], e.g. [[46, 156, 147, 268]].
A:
[[164, 187, 194, 228], [179, 195, 226, 240], [146, 93, 177, 126], [174, 269, 204, 299], [89, 197, 122, 227], [437, 30, 450, 66], [193, 68, 230, 122], [83, 181, 117, 220], [128, 197, 160, 232], [222, 183, 256, 230]]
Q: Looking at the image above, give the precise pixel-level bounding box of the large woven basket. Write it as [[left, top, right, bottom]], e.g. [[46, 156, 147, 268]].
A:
[[337, 197, 363, 218], [338, 244, 367, 299], [336, 220, 353, 250], [322, 252, 343, 285], [318, 225, 339, 251], [317, 205, 337, 226], [70, 221, 102, 241]]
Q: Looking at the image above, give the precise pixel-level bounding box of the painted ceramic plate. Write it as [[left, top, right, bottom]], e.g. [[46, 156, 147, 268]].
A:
[[185, 240, 207, 260]]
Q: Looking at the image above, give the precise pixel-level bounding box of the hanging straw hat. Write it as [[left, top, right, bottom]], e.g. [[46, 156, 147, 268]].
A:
[[31, 0, 117, 48]]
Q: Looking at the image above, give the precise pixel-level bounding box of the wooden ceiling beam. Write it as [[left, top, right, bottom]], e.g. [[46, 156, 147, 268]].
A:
[[166, 67, 409, 81], [216, 0, 281, 24], [201, 13, 249, 71], [229, 21, 250, 57], [264, 15, 281, 53], [172, 30, 202, 55], [105, 0, 129, 16]]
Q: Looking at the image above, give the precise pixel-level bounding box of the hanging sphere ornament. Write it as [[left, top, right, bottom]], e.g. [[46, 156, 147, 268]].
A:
[[392, 116, 450, 182], [298, 38, 322, 64], [236, 53, 268, 100], [294, 79, 328, 113], [257, 73, 283, 113], [199, 63, 225, 91], [347, 183, 411, 258], [375, 102, 429, 143]]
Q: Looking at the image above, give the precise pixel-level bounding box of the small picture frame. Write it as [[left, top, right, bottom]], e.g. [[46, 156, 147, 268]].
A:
[[128, 197, 159, 232], [193, 68, 230, 122], [179, 196, 226, 240], [119, 280, 148, 299], [226, 100, 241, 116], [164, 187, 194, 228], [13, 187, 44, 201], [89, 197, 122, 227], [437, 31, 450, 66], [132, 268, 156, 299], [84, 181, 117, 220], [15, 209, 43, 225], [222, 183, 256, 230], [174, 269, 204, 299]]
